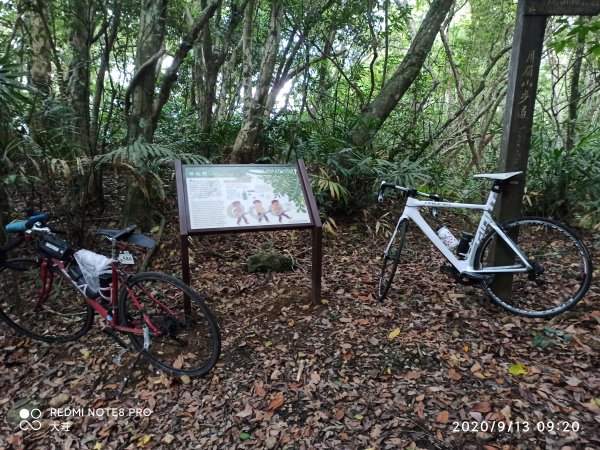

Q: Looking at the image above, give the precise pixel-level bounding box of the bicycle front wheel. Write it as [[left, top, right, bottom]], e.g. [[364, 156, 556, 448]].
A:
[[119, 272, 221, 378], [475, 217, 593, 318], [0, 258, 94, 342], [377, 219, 408, 302]]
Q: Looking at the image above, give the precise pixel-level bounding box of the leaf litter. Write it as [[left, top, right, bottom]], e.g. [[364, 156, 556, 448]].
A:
[[0, 212, 599, 449]]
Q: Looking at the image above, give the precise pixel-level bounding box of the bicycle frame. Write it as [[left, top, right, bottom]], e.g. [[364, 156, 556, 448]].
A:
[[395, 188, 533, 276], [39, 253, 165, 337]]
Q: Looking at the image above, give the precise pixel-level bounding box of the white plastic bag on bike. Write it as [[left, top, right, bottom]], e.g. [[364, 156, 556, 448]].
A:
[[74, 249, 112, 292]]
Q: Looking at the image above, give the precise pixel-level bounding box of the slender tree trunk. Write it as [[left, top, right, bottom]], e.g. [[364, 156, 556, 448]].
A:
[[559, 29, 586, 220], [440, 27, 481, 171], [216, 38, 243, 124], [90, 0, 122, 154], [348, 0, 454, 147], [153, 0, 221, 135], [27, 0, 52, 139], [123, 0, 168, 229], [565, 31, 585, 153], [229, 0, 283, 163]]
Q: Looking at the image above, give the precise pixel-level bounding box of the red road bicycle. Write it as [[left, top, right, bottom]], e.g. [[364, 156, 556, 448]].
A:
[[0, 213, 220, 384]]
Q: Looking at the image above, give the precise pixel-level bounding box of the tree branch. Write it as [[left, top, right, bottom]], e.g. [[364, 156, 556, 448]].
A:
[[151, 0, 222, 133], [124, 45, 166, 118]]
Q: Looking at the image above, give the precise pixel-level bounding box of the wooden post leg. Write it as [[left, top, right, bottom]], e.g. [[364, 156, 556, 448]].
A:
[[311, 226, 323, 305], [181, 234, 191, 317]]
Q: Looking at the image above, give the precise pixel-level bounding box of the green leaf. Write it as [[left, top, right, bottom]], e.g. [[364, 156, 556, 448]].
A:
[[239, 433, 250, 440], [532, 333, 551, 349], [508, 364, 528, 376], [354, 414, 364, 420]]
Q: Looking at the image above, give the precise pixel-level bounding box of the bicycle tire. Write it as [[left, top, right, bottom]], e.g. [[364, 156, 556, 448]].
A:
[[377, 219, 408, 301], [475, 217, 593, 318], [0, 258, 94, 342], [118, 272, 221, 377]]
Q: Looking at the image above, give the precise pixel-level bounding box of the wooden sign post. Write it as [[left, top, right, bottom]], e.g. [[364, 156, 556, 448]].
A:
[[175, 160, 323, 304], [493, 0, 599, 295], [496, 0, 600, 223]]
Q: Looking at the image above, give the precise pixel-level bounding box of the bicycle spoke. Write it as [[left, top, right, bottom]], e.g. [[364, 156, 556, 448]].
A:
[[0, 259, 94, 342], [119, 272, 220, 377], [476, 218, 592, 317]]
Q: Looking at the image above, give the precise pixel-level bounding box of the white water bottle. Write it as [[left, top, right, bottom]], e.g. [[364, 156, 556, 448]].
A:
[[436, 226, 459, 250]]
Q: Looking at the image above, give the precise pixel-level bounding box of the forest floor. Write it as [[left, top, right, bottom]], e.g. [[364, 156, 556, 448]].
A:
[[0, 192, 599, 450]]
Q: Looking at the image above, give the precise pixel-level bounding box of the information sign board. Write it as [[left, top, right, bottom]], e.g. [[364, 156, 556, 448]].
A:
[[175, 160, 322, 304], [182, 165, 313, 231]]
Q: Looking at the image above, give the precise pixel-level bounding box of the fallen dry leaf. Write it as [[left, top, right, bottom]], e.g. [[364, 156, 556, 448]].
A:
[[436, 410, 450, 424]]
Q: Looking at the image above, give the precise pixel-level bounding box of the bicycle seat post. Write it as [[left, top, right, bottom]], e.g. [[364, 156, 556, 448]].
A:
[[110, 237, 118, 261]]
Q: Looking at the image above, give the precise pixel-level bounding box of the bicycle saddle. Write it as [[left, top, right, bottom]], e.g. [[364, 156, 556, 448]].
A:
[[96, 229, 156, 248], [473, 171, 522, 181]]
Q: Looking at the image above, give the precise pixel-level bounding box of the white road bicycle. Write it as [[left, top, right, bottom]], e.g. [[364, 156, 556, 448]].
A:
[[376, 171, 593, 318]]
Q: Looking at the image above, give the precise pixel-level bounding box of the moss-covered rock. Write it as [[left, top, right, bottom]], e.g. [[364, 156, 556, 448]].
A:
[[247, 252, 294, 273]]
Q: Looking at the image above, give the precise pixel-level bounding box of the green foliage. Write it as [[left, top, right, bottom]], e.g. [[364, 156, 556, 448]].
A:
[[548, 17, 600, 55], [292, 125, 430, 215], [96, 140, 210, 199], [255, 167, 307, 213], [0, 55, 32, 145], [525, 130, 600, 225]]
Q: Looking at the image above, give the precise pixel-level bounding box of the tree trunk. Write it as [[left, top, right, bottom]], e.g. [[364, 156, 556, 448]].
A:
[[565, 31, 585, 153], [122, 0, 168, 229], [193, 0, 241, 135], [559, 29, 586, 220], [229, 0, 283, 163], [440, 26, 481, 171], [67, 0, 100, 210], [127, 0, 168, 144], [154, 0, 221, 135], [348, 0, 454, 147], [27, 0, 52, 139]]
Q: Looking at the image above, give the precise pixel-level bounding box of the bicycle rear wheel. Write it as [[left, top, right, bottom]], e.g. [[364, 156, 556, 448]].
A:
[[0, 258, 94, 342], [119, 272, 220, 377], [377, 219, 408, 301], [475, 217, 593, 318]]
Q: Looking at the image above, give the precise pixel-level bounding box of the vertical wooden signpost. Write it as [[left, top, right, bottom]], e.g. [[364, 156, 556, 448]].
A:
[[497, 0, 600, 222], [174, 160, 323, 305], [494, 0, 599, 294]]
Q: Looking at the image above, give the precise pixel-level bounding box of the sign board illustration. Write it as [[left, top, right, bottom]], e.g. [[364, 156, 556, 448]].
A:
[[182, 165, 312, 231]]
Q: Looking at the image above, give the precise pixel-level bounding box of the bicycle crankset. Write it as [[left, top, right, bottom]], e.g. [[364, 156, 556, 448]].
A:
[[439, 265, 479, 286]]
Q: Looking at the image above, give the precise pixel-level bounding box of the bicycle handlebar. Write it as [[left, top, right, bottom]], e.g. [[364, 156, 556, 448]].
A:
[[1, 213, 52, 259], [5, 213, 50, 233], [377, 181, 441, 202]]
